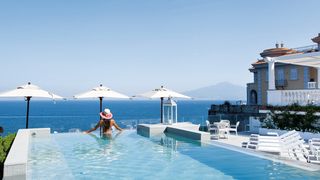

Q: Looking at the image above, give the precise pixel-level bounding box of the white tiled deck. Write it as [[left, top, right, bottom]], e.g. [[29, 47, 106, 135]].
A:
[[210, 133, 249, 147]]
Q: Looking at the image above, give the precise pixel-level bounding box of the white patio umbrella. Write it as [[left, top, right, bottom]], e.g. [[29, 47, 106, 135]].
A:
[[74, 84, 129, 113], [0, 82, 63, 128], [138, 86, 191, 123]]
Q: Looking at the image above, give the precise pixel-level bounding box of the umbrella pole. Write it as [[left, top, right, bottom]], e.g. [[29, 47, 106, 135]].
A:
[[160, 97, 164, 123], [99, 97, 103, 136], [26, 97, 31, 129], [99, 97, 103, 113]]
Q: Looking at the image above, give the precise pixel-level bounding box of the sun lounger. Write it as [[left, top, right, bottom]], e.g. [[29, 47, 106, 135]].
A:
[[246, 134, 259, 149], [245, 133, 282, 153], [308, 138, 320, 164], [244, 130, 320, 164], [277, 130, 320, 163]]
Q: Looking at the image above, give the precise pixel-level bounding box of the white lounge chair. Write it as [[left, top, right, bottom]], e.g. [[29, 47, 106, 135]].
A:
[[245, 130, 319, 163], [228, 121, 240, 135], [277, 130, 317, 163], [245, 134, 259, 149], [246, 133, 281, 153], [308, 138, 320, 164]]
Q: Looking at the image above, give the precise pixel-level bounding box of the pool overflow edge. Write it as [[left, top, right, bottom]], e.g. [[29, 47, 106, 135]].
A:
[[3, 128, 50, 180]]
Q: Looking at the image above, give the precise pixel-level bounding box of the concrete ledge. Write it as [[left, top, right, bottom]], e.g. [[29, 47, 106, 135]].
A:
[[137, 123, 209, 142], [166, 126, 211, 142], [137, 124, 167, 137], [28, 128, 50, 138], [3, 128, 50, 180], [171, 122, 200, 131]]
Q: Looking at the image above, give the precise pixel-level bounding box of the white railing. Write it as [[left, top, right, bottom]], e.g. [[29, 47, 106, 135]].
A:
[[268, 89, 320, 106], [308, 82, 317, 89], [292, 44, 318, 53]]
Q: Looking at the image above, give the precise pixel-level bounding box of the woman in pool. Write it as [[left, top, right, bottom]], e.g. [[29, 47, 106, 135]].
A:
[[84, 108, 123, 135]]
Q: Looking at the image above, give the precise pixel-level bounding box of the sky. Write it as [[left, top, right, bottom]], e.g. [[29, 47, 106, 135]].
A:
[[0, 0, 320, 97]]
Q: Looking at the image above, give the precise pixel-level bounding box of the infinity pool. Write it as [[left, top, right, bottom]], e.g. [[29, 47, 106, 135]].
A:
[[27, 130, 320, 179]]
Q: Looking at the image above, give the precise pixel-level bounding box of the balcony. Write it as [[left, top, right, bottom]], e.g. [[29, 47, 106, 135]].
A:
[[268, 89, 320, 106], [308, 82, 317, 89]]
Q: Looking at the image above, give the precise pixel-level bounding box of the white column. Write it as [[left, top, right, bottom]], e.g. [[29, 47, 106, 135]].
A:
[[317, 67, 320, 89], [265, 57, 276, 90]]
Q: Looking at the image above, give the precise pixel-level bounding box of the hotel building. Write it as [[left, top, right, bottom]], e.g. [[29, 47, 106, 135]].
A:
[[247, 33, 320, 106]]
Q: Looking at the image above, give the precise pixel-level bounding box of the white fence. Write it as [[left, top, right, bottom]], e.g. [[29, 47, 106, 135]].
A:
[[268, 89, 320, 106]]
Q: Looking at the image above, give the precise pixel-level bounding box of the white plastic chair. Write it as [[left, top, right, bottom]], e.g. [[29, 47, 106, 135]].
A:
[[206, 120, 218, 133], [228, 121, 240, 135], [219, 120, 230, 128]]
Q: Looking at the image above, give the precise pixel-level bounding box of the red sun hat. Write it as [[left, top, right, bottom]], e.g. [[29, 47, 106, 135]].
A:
[[100, 108, 113, 119]]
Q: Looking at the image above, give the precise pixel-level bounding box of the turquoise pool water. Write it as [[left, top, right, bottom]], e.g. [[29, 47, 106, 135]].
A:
[[27, 130, 320, 179]]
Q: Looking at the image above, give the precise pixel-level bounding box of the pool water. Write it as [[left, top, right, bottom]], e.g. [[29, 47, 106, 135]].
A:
[[27, 130, 320, 179]]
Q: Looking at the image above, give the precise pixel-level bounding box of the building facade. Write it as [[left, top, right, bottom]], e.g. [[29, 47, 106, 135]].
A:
[[247, 33, 320, 105]]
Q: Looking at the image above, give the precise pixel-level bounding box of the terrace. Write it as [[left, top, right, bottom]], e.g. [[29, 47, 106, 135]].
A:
[[266, 51, 320, 105]]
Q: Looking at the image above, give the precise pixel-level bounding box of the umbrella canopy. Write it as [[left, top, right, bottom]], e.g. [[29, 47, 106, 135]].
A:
[[0, 82, 63, 128], [138, 86, 191, 123], [74, 84, 129, 112], [0, 83, 62, 99], [139, 86, 191, 99], [74, 84, 129, 100]]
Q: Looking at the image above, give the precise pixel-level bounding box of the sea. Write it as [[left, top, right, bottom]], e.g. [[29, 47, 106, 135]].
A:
[[0, 100, 222, 135]]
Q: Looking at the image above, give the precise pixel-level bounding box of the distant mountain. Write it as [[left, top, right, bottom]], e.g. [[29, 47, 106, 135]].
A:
[[183, 82, 246, 100]]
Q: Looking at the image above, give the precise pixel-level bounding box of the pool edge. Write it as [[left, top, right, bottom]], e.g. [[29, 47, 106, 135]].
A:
[[3, 128, 50, 180]]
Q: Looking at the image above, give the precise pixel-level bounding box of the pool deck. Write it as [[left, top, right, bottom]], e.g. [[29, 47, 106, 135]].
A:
[[210, 133, 248, 147], [208, 133, 320, 172]]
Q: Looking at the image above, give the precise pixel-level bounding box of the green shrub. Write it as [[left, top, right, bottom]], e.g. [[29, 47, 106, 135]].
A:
[[0, 134, 16, 164], [0, 145, 5, 164], [0, 133, 16, 179], [264, 104, 320, 133]]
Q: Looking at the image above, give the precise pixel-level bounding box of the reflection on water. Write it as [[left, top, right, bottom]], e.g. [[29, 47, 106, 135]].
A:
[[71, 132, 124, 163], [160, 136, 178, 152], [137, 129, 204, 160], [157, 135, 179, 160]]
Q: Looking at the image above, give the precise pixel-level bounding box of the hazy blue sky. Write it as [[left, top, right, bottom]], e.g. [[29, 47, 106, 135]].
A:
[[0, 0, 319, 97]]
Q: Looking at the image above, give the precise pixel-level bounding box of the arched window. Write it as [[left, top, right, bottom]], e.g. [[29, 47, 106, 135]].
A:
[[250, 90, 257, 105]]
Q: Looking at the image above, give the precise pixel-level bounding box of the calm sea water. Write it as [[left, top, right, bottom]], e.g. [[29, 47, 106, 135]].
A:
[[0, 100, 218, 135]]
